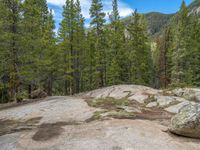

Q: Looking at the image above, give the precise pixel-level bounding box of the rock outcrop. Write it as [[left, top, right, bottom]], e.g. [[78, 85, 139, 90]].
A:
[[169, 104, 200, 138], [84, 85, 199, 114], [1, 85, 200, 150]]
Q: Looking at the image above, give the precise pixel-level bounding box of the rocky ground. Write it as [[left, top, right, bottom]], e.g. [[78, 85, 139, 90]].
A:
[[0, 85, 200, 150]]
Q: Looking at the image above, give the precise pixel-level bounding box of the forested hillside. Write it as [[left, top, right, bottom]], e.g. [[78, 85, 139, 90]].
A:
[[154, 0, 200, 88], [123, 12, 174, 36], [0, 0, 200, 103]]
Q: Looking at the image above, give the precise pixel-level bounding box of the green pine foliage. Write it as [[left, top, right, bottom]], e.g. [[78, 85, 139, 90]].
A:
[[89, 0, 106, 87], [171, 1, 190, 87], [58, 0, 85, 94], [107, 0, 126, 85], [0, 0, 22, 102], [127, 11, 153, 85], [154, 0, 200, 88]]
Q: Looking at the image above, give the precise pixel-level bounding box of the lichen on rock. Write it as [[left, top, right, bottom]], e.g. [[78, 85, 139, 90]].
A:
[[169, 104, 200, 138]]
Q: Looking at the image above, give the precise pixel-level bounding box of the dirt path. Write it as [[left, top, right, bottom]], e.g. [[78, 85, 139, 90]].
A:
[[0, 95, 200, 150]]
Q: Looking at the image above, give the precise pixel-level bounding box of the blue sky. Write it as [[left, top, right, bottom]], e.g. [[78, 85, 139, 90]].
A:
[[47, 0, 193, 32]]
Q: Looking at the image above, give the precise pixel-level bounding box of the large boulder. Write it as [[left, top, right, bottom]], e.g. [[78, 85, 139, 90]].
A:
[[169, 104, 200, 138], [31, 89, 47, 99]]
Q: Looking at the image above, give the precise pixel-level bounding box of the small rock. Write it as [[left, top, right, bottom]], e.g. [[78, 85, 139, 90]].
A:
[[118, 106, 141, 113], [169, 104, 200, 138], [146, 102, 157, 108], [128, 93, 149, 104]]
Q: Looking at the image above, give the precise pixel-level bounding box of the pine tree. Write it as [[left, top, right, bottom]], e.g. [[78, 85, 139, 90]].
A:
[[171, 1, 190, 87], [40, 10, 57, 96], [89, 0, 106, 87], [58, 0, 85, 94], [82, 32, 98, 90], [90, 0, 106, 36], [107, 0, 126, 85], [0, 0, 22, 102], [109, 0, 120, 22], [74, 0, 85, 92], [22, 0, 50, 97], [127, 11, 153, 85], [155, 27, 173, 88], [58, 0, 71, 95], [186, 13, 200, 86]]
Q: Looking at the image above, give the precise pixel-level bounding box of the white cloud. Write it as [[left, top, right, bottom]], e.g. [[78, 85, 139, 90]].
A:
[[48, 8, 56, 16], [47, 0, 133, 19], [47, 0, 65, 6]]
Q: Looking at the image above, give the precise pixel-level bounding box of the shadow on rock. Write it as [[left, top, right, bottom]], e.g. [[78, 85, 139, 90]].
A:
[[32, 121, 80, 141]]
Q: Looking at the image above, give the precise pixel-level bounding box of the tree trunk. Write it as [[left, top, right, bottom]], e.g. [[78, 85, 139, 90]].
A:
[[47, 74, 53, 96]]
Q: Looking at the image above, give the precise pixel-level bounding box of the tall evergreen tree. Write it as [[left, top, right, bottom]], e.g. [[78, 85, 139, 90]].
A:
[[155, 27, 173, 88], [0, 0, 22, 102], [40, 10, 57, 96], [107, 0, 126, 85], [22, 0, 49, 96], [58, 0, 72, 95], [127, 11, 153, 85], [74, 0, 85, 92], [89, 0, 106, 87], [58, 0, 85, 94], [171, 1, 190, 87], [109, 0, 120, 22], [186, 12, 200, 86], [90, 0, 106, 35]]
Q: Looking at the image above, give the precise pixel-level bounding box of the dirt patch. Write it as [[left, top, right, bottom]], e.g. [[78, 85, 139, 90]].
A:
[[32, 121, 80, 141], [0, 117, 42, 136], [134, 109, 173, 126], [135, 109, 172, 120]]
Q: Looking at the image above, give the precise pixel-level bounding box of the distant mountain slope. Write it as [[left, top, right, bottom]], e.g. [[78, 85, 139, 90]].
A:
[[188, 0, 200, 13], [156, 0, 200, 37], [122, 0, 200, 37], [122, 12, 174, 36], [144, 12, 174, 35]]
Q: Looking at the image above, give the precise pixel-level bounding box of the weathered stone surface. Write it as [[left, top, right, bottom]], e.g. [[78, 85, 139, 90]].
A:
[[128, 92, 149, 103], [172, 88, 200, 102], [0, 85, 200, 150], [156, 96, 176, 108], [85, 85, 159, 100], [0, 96, 96, 123], [0, 119, 200, 150], [155, 96, 186, 108], [165, 101, 191, 114], [169, 104, 200, 138]]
